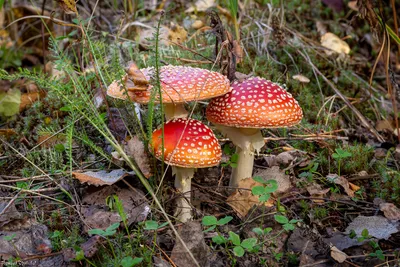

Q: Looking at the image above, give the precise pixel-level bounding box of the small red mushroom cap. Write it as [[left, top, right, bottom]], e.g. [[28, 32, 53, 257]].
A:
[[150, 118, 222, 168], [131, 65, 230, 103], [206, 77, 303, 128]]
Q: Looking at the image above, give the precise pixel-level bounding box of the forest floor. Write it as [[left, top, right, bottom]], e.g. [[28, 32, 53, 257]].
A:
[[1, 0, 400, 266]]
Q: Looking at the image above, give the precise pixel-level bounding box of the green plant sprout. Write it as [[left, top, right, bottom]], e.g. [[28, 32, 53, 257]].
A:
[[332, 148, 352, 176], [228, 231, 258, 257], [142, 220, 169, 231], [221, 144, 239, 168], [202, 215, 233, 232], [350, 229, 385, 261], [274, 215, 300, 231], [299, 162, 320, 181], [252, 227, 273, 236], [251, 176, 278, 202], [120, 256, 143, 267]]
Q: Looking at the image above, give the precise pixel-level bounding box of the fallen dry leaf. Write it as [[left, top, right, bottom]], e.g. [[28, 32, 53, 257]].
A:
[[327, 174, 356, 197], [379, 203, 400, 221], [126, 61, 148, 91], [139, 24, 187, 47], [306, 183, 330, 203], [185, 0, 215, 13], [227, 178, 274, 219], [19, 92, 41, 111], [0, 201, 23, 230], [348, 1, 358, 11], [72, 170, 135, 186], [321, 32, 350, 55], [171, 221, 210, 267], [345, 215, 399, 240], [253, 166, 291, 194], [292, 74, 310, 83], [330, 245, 347, 263], [125, 136, 152, 178], [83, 185, 150, 226], [0, 223, 51, 259], [0, 129, 17, 137], [56, 0, 77, 14], [81, 206, 121, 233]]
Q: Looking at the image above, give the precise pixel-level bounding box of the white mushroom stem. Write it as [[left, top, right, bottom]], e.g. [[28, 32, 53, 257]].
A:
[[164, 103, 188, 120], [216, 126, 265, 189], [172, 166, 195, 223]]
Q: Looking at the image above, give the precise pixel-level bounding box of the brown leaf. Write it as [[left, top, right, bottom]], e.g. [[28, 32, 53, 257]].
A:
[[330, 246, 347, 263], [253, 166, 291, 194], [19, 92, 41, 111], [126, 136, 152, 178], [292, 74, 310, 83], [227, 178, 274, 219], [0, 129, 17, 137], [81, 206, 121, 233], [306, 183, 330, 203], [232, 40, 243, 63], [379, 203, 400, 221], [321, 32, 350, 55], [348, 1, 358, 11], [72, 170, 134, 186], [81, 236, 101, 258], [170, 222, 210, 267], [327, 174, 356, 197], [126, 62, 149, 90], [56, 0, 77, 14], [37, 134, 66, 148], [83, 185, 150, 226]]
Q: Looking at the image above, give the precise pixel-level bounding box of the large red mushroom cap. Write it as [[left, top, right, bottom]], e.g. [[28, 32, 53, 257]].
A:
[[206, 77, 303, 128], [129, 65, 230, 103], [151, 118, 222, 168]]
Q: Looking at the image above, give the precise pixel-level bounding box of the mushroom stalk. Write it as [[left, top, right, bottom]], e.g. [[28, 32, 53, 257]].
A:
[[164, 103, 189, 120], [173, 167, 195, 223], [216, 126, 265, 189], [230, 145, 255, 188]]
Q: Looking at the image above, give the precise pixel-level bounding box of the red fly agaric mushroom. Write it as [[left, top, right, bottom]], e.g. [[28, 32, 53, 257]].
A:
[[107, 65, 230, 120], [206, 77, 303, 188], [151, 117, 222, 222]]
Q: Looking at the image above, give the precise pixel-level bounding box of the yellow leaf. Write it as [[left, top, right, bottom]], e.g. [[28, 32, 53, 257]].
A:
[[56, 0, 77, 15]]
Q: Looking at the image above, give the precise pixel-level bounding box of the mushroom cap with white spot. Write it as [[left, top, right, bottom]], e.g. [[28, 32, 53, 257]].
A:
[[150, 118, 222, 168], [108, 65, 230, 103], [206, 77, 303, 128]]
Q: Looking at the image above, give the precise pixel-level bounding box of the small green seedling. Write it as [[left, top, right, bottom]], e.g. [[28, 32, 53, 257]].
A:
[[88, 222, 120, 237], [252, 227, 273, 236], [251, 176, 278, 202], [369, 241, 385, 261], [299, 162, 320, 181], [274, 215, 300, 231], [332, 148, 352, 176], [202, 215, 233, 232], [142, 220, 168, 231], [228, 231, 258, 257], [120, 256, 143, 267], [3, 233, 16, 242], [221, 144, 239, 168]]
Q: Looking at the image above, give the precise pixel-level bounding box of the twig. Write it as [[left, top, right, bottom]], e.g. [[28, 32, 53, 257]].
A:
[[0, 191, 22, 217]]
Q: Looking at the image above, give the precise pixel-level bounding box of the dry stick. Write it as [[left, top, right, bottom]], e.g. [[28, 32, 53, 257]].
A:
[[0, 191, 22, 217], [390, 0, 400, 68], [296, 49, 385, 143]]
